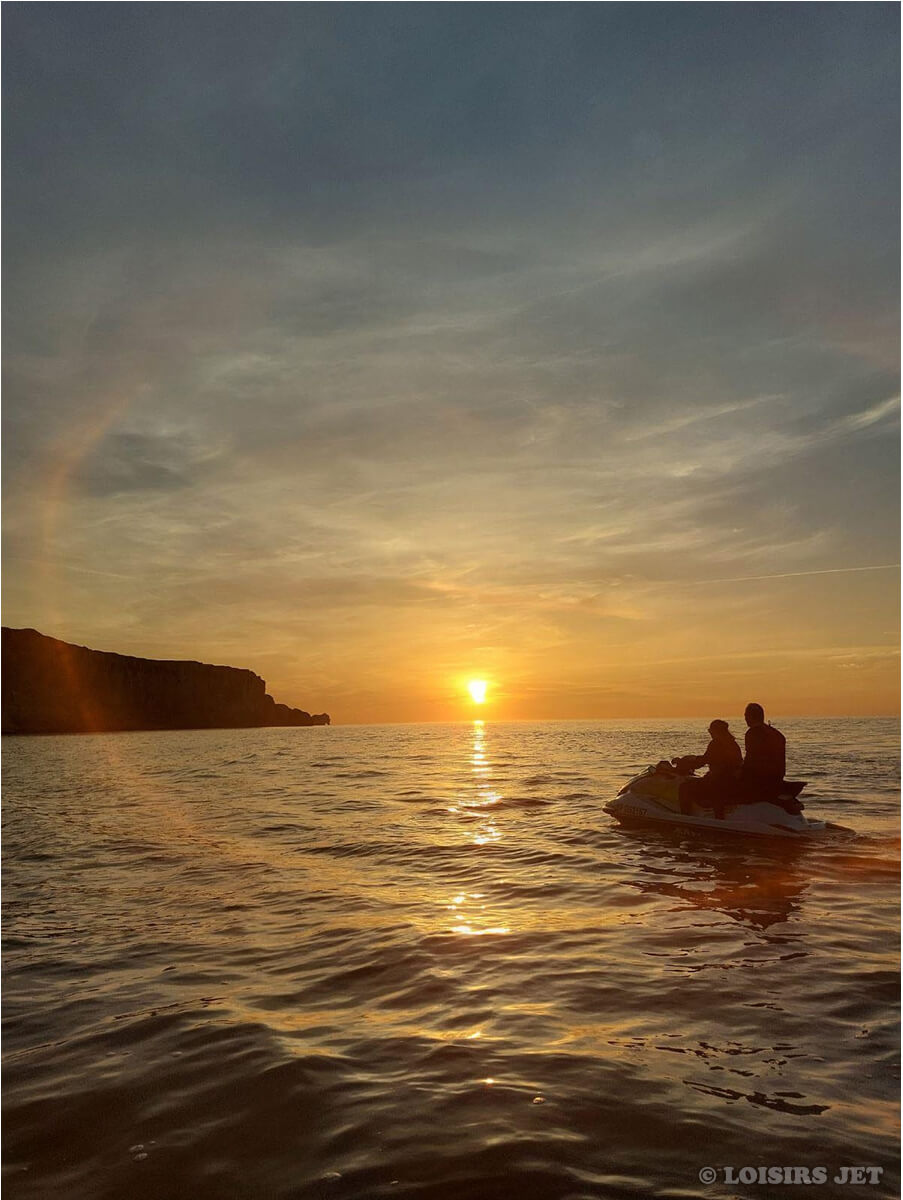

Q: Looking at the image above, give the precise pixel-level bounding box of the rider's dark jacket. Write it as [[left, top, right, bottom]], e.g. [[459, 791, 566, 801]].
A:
[[702, 733, 743, 781], [686, 733, 742, 782]]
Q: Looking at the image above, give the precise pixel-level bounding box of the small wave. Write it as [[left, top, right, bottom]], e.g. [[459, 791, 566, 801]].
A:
[[334, 769, 390, 779], [684, 1078, 830, 1116]]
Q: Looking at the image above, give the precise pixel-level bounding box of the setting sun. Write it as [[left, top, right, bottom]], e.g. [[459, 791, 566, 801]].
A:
[[467, 680, 488, 704]]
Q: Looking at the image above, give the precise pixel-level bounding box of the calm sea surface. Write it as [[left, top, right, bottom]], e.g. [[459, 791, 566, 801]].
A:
[[3, 719, 899, 1200]]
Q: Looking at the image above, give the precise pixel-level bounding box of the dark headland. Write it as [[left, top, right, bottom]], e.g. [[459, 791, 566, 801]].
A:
[[2, 627, 330, 734]]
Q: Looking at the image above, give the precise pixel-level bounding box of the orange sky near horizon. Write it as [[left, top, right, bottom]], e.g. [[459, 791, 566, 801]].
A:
[[5, 553, 898, 724]]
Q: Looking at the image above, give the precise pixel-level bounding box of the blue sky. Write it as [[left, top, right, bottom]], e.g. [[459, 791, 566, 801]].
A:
[[3, 4, 899, 720]]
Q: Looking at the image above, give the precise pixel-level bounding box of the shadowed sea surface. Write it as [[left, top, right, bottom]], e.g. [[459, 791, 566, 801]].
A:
[[3, 718, 899, 1200]]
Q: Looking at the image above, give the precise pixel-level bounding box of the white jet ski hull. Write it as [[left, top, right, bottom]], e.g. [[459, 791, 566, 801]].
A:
[[606, 769, 826, 839]]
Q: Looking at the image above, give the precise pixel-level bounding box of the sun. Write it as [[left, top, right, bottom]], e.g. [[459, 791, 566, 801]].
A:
[[467, 679, 488, 704]]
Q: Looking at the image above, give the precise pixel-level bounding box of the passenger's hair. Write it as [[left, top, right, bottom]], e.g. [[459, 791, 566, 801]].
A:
[[745, 702, 765, 722]]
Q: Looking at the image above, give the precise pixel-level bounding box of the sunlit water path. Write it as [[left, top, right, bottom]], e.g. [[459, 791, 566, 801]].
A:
[[3, 719, 899, 1199]]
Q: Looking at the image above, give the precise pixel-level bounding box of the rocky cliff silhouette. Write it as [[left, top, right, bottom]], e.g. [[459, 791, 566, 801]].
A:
[[2, 628, 330, 734]]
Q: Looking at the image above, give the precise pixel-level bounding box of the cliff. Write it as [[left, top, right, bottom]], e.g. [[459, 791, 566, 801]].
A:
[[2, 628, 330, 734]]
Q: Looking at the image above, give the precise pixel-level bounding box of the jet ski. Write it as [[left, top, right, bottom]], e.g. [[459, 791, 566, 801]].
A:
[[605, 761, 827, 839]]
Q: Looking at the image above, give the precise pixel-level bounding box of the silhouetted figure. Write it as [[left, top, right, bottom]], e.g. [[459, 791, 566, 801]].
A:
[[677, 719, 743, 817], [742, 702, 786, 800]]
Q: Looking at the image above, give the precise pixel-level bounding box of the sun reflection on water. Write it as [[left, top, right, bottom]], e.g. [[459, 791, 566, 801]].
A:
[[436, 721, 512, 938], [468, 721, 503, 845]]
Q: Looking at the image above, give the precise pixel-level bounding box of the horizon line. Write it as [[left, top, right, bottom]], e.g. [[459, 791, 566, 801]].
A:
[[327, 712, 901, 726]]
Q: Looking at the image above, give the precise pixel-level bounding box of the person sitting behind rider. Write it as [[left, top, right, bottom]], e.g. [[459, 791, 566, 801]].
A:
[[742, 702, 786, 799], [675, 719, 742, 815], [739, 700, 802, 816], [744, 700, 787, 796]]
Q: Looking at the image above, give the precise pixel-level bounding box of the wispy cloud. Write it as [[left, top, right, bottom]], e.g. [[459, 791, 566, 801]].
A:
[[669, 563, 901, 587]]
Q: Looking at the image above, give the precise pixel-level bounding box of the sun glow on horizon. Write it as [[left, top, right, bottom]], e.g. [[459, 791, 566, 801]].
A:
[[467, 679, 488, 704]]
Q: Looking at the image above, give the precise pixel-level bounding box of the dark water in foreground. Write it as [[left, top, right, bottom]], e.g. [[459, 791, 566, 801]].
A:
[[3, 719, 899, 1200]]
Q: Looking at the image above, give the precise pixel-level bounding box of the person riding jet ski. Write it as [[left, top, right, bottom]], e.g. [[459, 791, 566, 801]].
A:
[[675, 719, 742, 818]]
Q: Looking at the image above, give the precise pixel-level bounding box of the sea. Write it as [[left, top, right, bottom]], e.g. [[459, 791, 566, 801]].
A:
[[3, 718, 899, 1200]]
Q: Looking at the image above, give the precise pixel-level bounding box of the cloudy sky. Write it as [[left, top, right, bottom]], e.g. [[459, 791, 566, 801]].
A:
[[3, 4, 899, 722]]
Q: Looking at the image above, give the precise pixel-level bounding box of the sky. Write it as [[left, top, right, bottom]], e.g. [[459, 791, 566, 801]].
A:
[[3, 4, 900, 723]]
